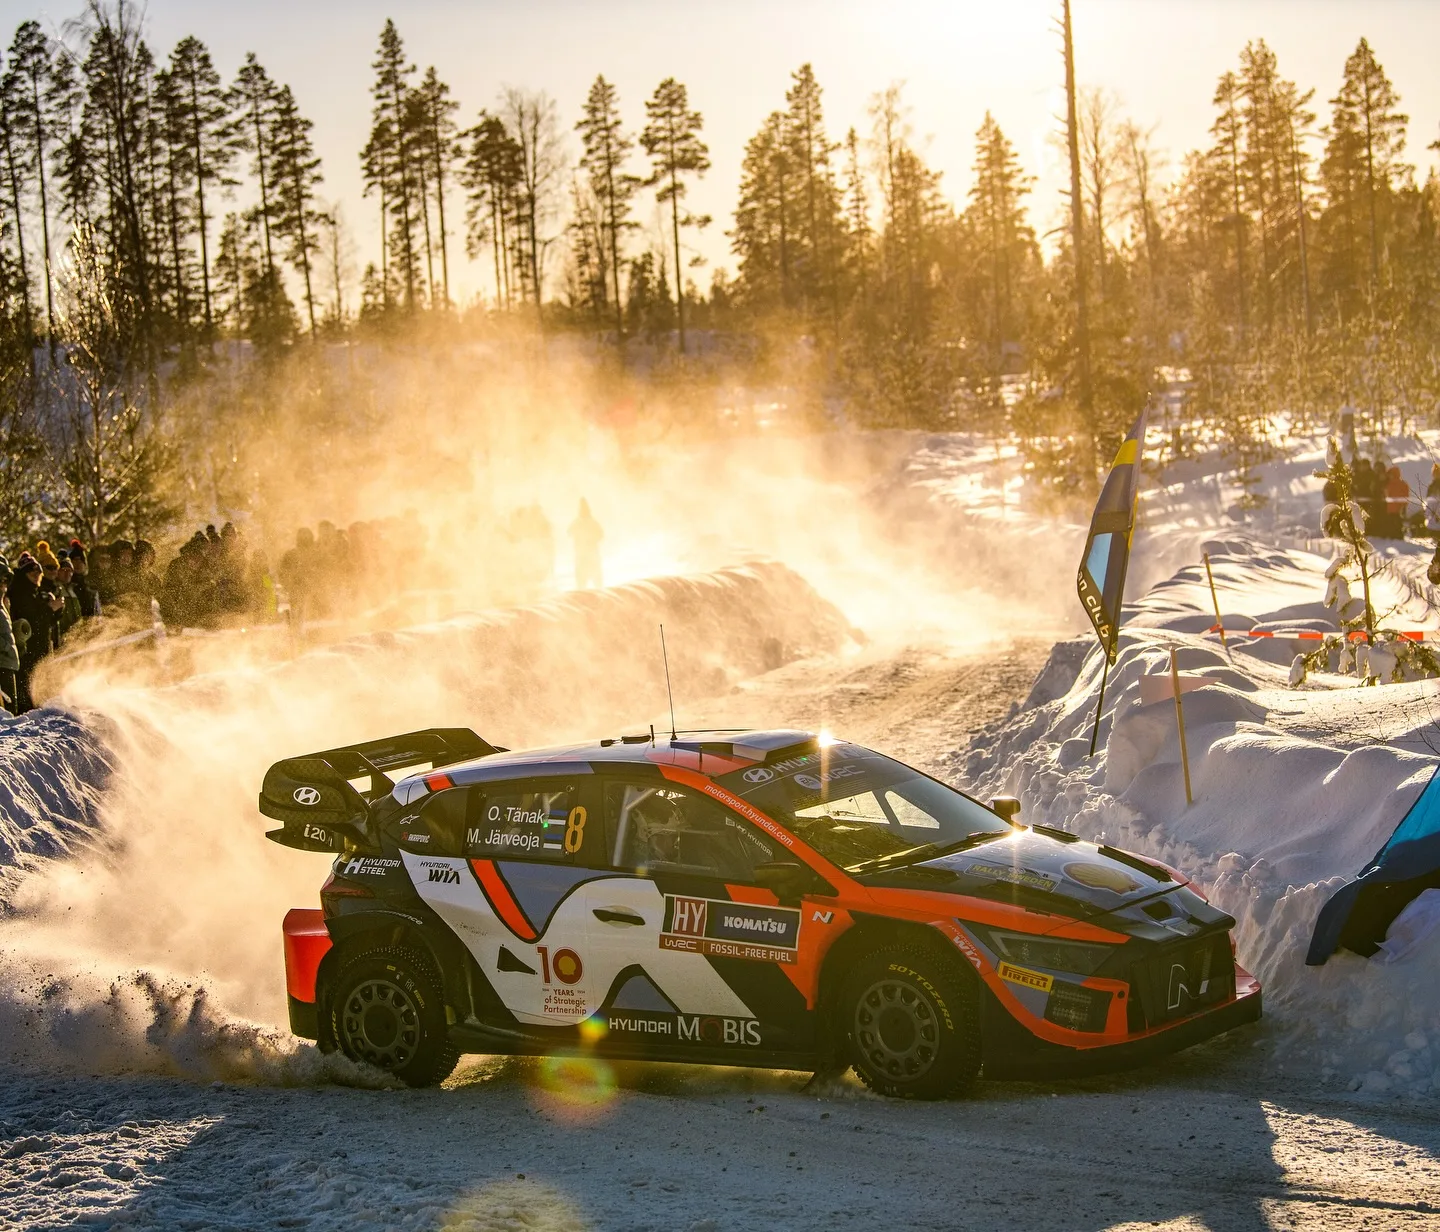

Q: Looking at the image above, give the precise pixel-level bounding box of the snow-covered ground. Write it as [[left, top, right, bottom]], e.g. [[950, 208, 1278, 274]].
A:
[[2, 427, 1439, 1228]]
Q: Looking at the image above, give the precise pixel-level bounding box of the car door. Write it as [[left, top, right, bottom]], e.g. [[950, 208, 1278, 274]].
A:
[[404, 776, 613, 1028], [584, 775, 813, 1058]]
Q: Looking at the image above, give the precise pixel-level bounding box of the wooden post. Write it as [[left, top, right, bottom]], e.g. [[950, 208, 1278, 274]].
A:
[[1170, 645, 1193, 806], [1088, 653, 1110, 758], [1203, 552, 1227, 651]]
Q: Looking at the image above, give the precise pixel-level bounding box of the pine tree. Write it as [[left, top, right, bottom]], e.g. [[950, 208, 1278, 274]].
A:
[[153, 66, 195, 335], [228, 52, 279, 277], [1279, 78, 1317, 336], [0, 59, 33, 343], [359, 116, 393, 307], [78, 3, 162, 341], [732, 111, 792, 312], [1211, 69, 1248, 344], [366, 20, 418, 309], [576, 74, 637, 337], [461, 111, 523, 309], [841, 126, 869, 289], [414, 66, 457, 308], [966, 112, 1033, 375], [639, 77, 709, 352], [502, 87, 563, 313], [1321, 38, 1408, 303], [269, 84, 323, 335], [47, 49, 93, 232], [1239, 41, 1281, 329], [564, 173, 607, 323], [783, 63, 839, 319], [168, 34, 234, 332], [8, 22, 57, 349], [401, 87, 436, 305]]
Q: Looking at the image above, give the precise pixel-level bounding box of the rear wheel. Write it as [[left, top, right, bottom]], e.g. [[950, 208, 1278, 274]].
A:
[[839, 945, 980, 1099], [324, 946, 459, 1088]]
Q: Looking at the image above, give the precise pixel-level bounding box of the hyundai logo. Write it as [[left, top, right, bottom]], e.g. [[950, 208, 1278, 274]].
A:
[[743, 767, 774, 783], [292, 786, 321, 806]]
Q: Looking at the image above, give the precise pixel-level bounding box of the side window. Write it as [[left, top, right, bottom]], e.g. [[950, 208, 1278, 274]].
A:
[[463, 780, 589, 863], [418, 787, 473, 854], [603, 780, 776, 881]]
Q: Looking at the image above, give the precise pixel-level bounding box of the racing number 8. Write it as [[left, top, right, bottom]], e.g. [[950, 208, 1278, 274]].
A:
[[564, 805, 588, 854]]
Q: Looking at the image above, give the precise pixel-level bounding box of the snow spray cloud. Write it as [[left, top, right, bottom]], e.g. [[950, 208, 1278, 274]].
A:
[[39, 345, 1079, 701], [0, 564, 848, 1079], [3, 348, 1077, 1082]]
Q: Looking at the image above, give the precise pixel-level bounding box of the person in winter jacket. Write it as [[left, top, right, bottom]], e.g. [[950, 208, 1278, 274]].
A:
[[569, 499, 604, 590], [1383, 466, 1411, 539], [8, 553, 59, 712], [67, 541, 99, 619], [54, 555, 82, 637], [0, 559, 18, 713]]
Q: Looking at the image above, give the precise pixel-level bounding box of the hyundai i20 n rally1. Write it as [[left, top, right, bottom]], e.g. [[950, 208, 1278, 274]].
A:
[[260, 727, 1261, 1097]]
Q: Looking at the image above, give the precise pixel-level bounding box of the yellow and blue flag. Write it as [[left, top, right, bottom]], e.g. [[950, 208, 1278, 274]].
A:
[[1077, 411, 1148, 664]]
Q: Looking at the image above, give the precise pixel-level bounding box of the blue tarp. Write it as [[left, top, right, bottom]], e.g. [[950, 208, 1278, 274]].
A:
[[1307, 764, 1440, 964]]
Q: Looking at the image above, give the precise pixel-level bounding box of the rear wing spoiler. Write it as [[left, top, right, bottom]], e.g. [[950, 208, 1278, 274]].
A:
[[260, 727, 498, 853]]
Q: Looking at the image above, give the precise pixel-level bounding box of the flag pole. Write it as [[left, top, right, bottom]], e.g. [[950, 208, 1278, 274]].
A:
[[1088, 653, 1110, 757]]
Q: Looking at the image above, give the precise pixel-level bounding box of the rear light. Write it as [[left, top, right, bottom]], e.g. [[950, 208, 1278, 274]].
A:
[[320, 871, 375, 918], [424, 772, 454, 792]]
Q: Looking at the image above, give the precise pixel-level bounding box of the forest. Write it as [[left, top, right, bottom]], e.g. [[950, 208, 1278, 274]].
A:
[[0, 0, 1436, 548]]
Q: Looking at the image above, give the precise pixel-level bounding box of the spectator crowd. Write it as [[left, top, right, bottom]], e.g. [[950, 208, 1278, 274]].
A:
[[1, 499, 605, 716]]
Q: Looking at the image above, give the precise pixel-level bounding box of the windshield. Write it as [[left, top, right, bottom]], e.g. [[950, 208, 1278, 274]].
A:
[[716, 743, 1011, 872]]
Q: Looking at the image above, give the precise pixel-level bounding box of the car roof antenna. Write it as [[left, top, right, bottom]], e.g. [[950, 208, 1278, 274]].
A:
[[660, 624, 678, 742]]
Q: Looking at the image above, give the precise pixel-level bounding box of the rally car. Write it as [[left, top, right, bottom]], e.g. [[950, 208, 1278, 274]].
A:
[[261, 727, 1261, 1097]]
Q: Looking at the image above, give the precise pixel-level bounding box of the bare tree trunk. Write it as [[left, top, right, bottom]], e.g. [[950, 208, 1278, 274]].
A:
[[189, 71, 213, 331], [1062, 0, 1094, 474], [1290, 125, 1313, 337]]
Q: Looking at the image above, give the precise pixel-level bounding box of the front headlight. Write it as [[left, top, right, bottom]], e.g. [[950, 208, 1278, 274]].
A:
[[971, 927, 1116, 975]]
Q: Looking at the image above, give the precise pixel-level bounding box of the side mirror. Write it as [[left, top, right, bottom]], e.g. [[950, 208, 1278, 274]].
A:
[[754, 860, 832, 905], [991, 796, 1022, 823]]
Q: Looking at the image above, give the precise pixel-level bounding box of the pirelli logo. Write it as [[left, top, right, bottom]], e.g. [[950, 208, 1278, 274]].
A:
[[660, 895, 800, 965], [999, 962, 1054, 993]]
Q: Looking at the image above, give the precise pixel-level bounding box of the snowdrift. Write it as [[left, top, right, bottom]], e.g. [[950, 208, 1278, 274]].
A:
[[0, 714, 110, 906], [0, 562, 850, 1081], [951, 534, 1440, 1097]]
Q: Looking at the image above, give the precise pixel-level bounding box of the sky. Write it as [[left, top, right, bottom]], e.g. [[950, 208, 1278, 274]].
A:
[[7, 0, 1440, 307]]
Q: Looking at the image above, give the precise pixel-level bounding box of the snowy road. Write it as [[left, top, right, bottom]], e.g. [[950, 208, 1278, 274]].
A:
[[4, 979, 1438, 1230], [3, 635, 1438, 1230]]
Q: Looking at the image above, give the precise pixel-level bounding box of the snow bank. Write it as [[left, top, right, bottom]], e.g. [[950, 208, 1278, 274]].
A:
[[0, 712, 110, 907], [0, 562, 850, 1082], [951, 535, 1440, 1097]]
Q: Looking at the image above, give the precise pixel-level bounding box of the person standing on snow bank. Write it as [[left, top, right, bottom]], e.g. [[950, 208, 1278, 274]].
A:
[[8, 553, 58, 713], [0, 559, 18, 713], [67, 541, 99, 619], [570, 499, 604, 590], [1383, 466, 1410, 539], [1425, 465, 1440, 540]]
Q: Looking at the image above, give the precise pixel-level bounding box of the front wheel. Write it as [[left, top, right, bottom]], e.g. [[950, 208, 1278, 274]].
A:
[[839, 944, 980, 1099], [324, 946, 459, 1087]]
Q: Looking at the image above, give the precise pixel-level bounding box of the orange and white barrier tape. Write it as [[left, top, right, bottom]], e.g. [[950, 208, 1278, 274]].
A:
[[1207, 625, 1440, 642]]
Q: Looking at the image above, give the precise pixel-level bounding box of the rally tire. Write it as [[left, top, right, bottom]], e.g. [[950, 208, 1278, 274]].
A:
[[839, 944, 980, 1100], [324, 946, 459, 1088]]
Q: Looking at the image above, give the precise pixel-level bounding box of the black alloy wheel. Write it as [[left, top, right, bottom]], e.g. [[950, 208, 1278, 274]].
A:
[[839, 944, 981, 1099], [325, 946, 459, 1087]]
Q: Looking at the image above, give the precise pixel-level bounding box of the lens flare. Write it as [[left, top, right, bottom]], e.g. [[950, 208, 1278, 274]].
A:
[[440, 1178, 586, 1231], [532, 1052, 618, 1122]]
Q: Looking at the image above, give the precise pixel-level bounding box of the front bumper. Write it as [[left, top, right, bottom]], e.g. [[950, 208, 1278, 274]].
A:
[[981, 966, 1262, 1080]]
